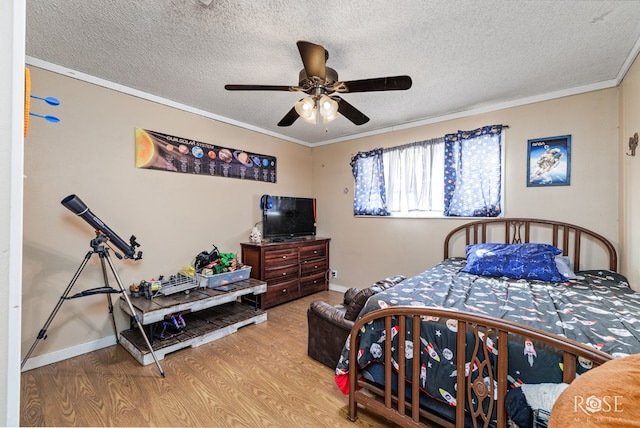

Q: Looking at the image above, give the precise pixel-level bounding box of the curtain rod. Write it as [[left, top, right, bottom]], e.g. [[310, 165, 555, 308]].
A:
[[350, 124, 510, 157]]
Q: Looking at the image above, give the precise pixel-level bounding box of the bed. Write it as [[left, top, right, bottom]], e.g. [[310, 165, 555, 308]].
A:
[[335, 218, 640, 428]]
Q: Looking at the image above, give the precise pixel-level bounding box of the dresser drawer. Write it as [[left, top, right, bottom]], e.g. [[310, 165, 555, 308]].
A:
[[300, 258, 328, 276], [264, 248, 299, 265], [299, 243, 327, 261], [264, 263, 299, 281], [264, 278, 299, 307], [300, 271, 327, 294]]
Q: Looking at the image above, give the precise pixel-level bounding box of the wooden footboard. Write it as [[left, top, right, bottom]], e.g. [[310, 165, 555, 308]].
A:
[[347, 306, 613, 428]]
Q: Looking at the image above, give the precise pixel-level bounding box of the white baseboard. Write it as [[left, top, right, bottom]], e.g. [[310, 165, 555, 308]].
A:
[[21, 336, 117, 371], [22, 284, 353, 371], [328, 283, 351, 294]]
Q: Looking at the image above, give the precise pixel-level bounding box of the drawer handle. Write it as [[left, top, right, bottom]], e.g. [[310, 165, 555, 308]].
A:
[[314, 265, 318, 269], [282, 289, 287, 293], [282, 272, 287, 276], [313, 250, 318, 254], [282, 255, 287, 259]]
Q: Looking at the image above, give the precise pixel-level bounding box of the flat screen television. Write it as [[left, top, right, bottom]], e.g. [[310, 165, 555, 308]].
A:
[[262, 196, 316, 240]]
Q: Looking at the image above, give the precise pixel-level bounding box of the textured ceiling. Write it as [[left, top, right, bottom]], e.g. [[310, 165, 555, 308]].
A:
[[25, 0, 640, 146]]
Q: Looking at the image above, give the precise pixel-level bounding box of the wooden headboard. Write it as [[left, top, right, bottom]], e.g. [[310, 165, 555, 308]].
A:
[[443, 218, 617, 272]]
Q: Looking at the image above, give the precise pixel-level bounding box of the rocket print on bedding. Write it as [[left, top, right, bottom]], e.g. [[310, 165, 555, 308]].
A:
[[335, 258, 640, 410]]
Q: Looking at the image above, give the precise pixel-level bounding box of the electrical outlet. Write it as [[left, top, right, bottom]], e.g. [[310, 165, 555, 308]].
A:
[[331, 270, 338, 279]]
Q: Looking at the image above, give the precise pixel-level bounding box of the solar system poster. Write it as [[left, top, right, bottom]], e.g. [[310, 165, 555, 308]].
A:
[[134, 128, 277, 183]]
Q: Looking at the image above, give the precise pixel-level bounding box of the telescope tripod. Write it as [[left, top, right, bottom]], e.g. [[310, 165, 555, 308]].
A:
[[21, 234, 165, 377]]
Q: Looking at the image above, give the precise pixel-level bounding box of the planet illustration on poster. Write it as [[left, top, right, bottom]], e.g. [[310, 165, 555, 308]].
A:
[[208, 150, 216, 159], [234, 150, 253, 167], [219, 148, 233, 163], [262, 159, 269, 167], [252, 156, 261, 166], [192, 146, 204, 158]]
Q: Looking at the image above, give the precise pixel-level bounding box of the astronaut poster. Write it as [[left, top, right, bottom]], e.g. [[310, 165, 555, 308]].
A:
[[526, 135, 571, 187]]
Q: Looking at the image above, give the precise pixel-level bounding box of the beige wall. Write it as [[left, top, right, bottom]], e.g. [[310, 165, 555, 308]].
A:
[[21, 67, 313, 363], [620, 54, 640, 287], [312, 89, 620, 289], [22, 62, 627, 365]]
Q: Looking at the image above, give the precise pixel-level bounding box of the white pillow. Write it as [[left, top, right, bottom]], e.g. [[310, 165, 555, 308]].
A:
[[521, 382, 569, 413], [555, 255, 577, 279]]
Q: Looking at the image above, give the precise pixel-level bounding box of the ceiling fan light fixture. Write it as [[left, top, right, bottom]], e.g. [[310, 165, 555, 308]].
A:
[[319, 95, 339, 123], [295, 97, 317, 123]]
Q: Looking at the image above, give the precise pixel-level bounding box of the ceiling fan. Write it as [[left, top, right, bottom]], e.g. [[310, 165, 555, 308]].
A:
[[224, 41, 412, 127]]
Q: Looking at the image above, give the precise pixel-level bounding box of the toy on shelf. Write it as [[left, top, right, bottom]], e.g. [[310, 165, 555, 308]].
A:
[[154, 313, 187, 341], [129, 273, 201, 299], [194, 244, 238, 274]]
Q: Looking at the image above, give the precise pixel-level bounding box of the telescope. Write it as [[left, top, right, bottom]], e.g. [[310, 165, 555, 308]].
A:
[[22, 194, 161, 376], [61, 194, 142, 260]]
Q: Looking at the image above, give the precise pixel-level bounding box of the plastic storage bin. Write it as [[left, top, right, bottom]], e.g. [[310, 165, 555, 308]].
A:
[[195, 265, 252, 288]]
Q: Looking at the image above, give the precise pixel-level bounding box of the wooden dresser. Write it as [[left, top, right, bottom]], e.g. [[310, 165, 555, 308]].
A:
[[241, 237, 330, 309]]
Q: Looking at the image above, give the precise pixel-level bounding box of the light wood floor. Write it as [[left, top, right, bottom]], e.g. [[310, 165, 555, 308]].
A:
[[20, 290, 403, 427]]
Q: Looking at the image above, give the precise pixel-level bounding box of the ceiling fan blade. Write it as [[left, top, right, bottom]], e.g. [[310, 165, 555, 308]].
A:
[[277, 106, 299, 127], [225, 84, 293, 91], [335, 75, 412, 93], [334, 96, 370, 125], [297, 41, 327, 80]]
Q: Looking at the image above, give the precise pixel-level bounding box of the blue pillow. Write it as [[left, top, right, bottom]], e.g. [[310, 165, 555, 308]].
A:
[[462, 243, 564, 282]]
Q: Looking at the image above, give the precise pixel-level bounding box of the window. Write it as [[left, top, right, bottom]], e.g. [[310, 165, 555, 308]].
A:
[[383, 138, 445, 215], [351, 125, 504, 217]]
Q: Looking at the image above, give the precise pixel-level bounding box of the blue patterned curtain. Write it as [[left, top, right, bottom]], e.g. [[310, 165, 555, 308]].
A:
[[350, 148, 390, 216], [444, 125, 503, 217]]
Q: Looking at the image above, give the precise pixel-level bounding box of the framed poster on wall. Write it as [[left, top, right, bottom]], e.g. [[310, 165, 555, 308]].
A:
[[526, 135, 571, 187]]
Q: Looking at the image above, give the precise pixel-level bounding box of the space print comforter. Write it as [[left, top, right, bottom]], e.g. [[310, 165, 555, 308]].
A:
[[335, 258, 640, 405]]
